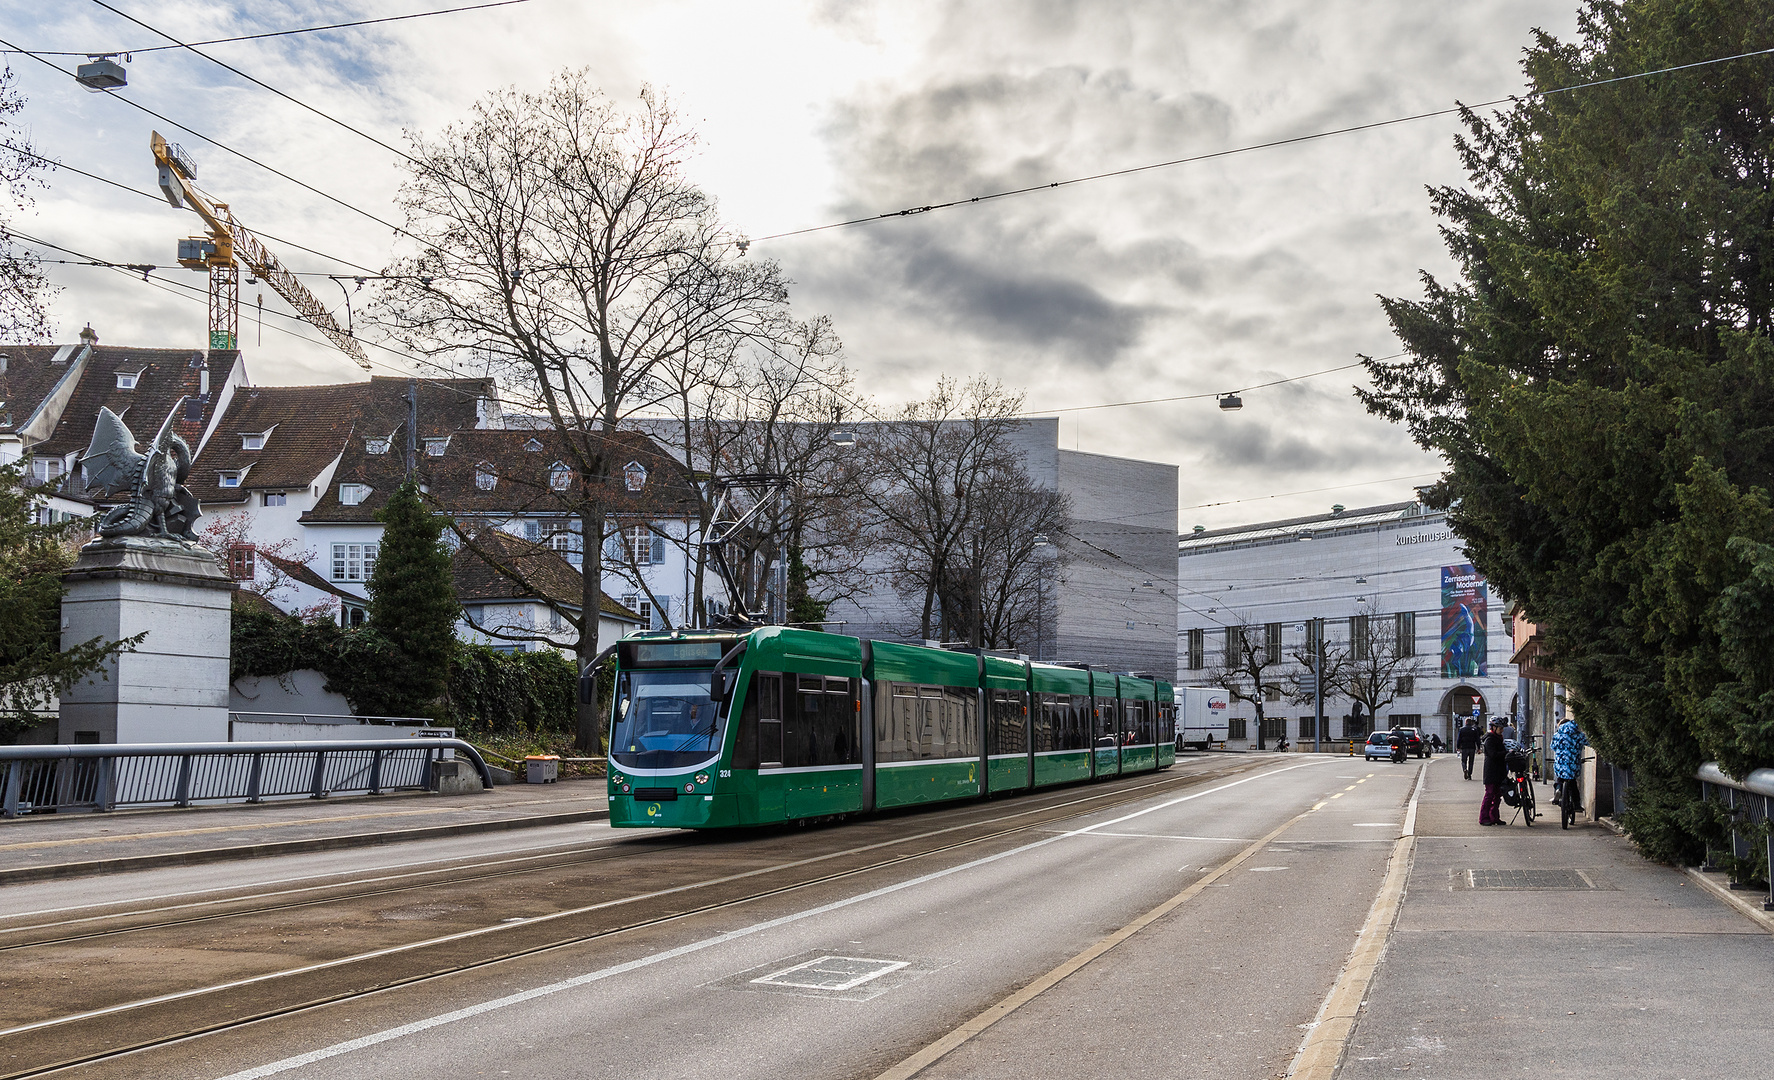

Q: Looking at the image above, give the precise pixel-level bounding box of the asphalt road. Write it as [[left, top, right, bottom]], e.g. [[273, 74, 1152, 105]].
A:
[[0, 754, 1426, 1080]]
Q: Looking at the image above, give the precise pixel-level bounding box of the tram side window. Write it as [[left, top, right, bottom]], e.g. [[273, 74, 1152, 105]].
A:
[[1030, 693, 1055, 752], [1157, 704, 1175, 744], [1093, 697, 1118, 747], [784, 674, 860, 768], [1131, 701, 1154, 744], [877, 683, 920, 763], [988, 690, 1026, 755]]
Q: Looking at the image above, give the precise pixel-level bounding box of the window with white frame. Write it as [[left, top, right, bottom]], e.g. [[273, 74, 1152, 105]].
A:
[[524, 438, 543, 452], [622, 593, 650, 624], [219, 471, 243, 488], [474, 462, 498, 491], [227, 545, 255, 581], [622, 524, 663, 564], [544, 521, 579, 561], [549, 462, 572, 491], [425, 437, 449, 457], [365, 436, 390, 455], [262, 491, 287, 507], [330, 542, 378, 581], [115, 371, 139, 390], [28, 457, 63, 484], [338, 483, 369, 505], [623, 460, 647, 492], [241, 432, 267, 451]]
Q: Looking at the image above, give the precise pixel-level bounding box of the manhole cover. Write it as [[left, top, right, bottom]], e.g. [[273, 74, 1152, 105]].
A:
[[752, 956, 909, 991], [1461, 868, 1599, 890], [716, 949, 950, 1001]]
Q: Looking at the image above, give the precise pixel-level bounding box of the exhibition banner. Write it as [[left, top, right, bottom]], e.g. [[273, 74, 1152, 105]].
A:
[[1440, 564, 1487, 677]]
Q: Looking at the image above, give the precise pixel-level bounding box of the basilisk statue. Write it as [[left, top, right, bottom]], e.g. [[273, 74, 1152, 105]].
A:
[[80, 399, 203, 540]]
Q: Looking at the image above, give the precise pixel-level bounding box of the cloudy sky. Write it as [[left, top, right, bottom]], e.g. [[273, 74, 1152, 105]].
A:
[[2, 0, 1580, 528]]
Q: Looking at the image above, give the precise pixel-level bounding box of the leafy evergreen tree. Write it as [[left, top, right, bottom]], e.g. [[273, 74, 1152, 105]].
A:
[[1363, 1, 1774, 861], [365, 478, 458, 715], [0, 464, 138, 740]]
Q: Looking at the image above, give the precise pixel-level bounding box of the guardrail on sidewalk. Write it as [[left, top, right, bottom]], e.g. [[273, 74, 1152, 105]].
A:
[[1, 739, 494, 818], [1697, 762, 1774, 910]]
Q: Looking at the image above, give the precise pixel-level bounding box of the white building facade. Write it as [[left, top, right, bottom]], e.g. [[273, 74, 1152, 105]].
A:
[[1177, 498, 1518, 749]]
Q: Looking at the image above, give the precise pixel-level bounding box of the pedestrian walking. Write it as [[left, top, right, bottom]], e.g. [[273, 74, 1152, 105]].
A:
[[1502, 718, 1520, 744], [1552, 714, 1589, 813], [1479, 721, 1507, 825], [1456, 719, 1479, 780]]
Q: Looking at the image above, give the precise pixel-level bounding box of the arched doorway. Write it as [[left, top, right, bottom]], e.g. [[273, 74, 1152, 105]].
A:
[[1438, 686, 1488, 741]]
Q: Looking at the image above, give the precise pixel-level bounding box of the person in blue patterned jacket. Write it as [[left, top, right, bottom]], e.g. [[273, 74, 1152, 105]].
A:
[[1551, 714, 1588, 813]]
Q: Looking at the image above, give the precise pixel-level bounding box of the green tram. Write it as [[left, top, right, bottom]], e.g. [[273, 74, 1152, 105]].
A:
[[607, 627, 1177, 829]]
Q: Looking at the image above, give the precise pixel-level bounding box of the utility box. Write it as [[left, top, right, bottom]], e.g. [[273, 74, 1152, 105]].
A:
[[525, 755, 559, 784]]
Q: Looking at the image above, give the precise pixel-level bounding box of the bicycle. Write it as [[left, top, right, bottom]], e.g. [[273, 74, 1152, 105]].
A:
[[1501, 736, 1537, 826], [1557, 777, 1578, 829]]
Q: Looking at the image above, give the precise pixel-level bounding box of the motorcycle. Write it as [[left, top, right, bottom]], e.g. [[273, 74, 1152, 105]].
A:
[[1390, 738, 1407, 764]]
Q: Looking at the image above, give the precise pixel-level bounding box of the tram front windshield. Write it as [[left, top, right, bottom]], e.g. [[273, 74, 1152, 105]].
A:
[[612, 671, 726, 771]]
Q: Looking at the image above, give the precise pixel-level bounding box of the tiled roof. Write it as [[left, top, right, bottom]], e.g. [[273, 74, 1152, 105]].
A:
[[186, 375, 494, 504], [262, 551, 362, 601], [33, 346, 237, 461], [303, 427, 698, 524], [0, 344, 87, 438], [453, 528, 644, 620]]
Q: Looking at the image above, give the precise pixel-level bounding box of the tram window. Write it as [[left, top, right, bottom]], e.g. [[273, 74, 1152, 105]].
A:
[[784, 674, 859, 768], [877, 683, 920, 763], [1094, 697, 1117, 748], [988, 690, 1026, 754]]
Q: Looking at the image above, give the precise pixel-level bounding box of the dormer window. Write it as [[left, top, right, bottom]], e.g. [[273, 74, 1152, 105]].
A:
[[339, 483, 370, 506], [474, 462, 498, 491], [524, 438, 543, 452], [218, 471, 243, 488], [365, 436, 390, 455], [241, 432, 267, 451], [623, 460, 648, 492], [424, 437, 449, 457], [115, 371, 140, 390], [549, 462, 572, 491]]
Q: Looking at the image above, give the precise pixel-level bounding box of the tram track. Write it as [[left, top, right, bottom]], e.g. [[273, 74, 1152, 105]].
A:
[[0, 757, 1268, 1079]]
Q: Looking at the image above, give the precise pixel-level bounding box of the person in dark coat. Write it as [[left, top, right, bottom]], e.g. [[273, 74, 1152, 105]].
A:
[[1479, 722, 1508, 825], [1455, 719, 1480, 780]]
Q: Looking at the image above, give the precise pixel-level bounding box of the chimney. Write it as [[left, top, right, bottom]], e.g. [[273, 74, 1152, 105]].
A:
[[79, 325, 98, 347]]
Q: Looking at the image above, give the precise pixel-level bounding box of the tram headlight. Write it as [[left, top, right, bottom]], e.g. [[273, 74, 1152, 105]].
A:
[[694, 773, 710, 786]]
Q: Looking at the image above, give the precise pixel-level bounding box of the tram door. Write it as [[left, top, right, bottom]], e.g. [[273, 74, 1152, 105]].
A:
[[1093, 696, 1120, 777]]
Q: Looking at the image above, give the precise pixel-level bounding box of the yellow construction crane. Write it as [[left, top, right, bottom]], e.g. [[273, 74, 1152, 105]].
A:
[[151, 131, 370, 369]]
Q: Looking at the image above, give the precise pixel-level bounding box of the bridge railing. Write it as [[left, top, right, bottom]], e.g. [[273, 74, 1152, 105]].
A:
[[1696, 762, 1774, 911], [0, 739, 493, 818]]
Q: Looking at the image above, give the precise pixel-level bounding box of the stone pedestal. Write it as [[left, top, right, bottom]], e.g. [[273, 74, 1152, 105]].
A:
[[59, 537, 235, 744]]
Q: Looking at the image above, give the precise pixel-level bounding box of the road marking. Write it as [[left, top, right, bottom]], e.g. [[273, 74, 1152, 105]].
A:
[[198, 761, 1330, 1080], [1287, 763, 1427, 1079], [1057, 831, 1258, 843], [869, 805, 1325, 1080]]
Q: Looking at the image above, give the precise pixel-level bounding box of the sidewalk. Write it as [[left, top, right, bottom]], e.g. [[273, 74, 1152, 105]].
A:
[[0, 778, 608, 884], [1339, 756, 1774, 1077]]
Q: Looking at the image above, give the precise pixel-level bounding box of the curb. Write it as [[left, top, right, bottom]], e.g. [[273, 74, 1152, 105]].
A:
[[1684, 866, 1774, 935], [0, 808, 610, 886]]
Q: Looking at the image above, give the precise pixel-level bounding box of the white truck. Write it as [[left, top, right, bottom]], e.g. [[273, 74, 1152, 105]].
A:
[[1176, 686, 1231, 750]]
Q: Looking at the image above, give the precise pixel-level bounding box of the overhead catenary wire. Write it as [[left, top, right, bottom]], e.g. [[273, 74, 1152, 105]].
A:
[[740, 45, 1774, 250], [5, 1, 542, 56]]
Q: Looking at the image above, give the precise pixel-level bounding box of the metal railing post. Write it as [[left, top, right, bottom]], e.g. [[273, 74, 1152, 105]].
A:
[[310, 750, 328, 799], [2, 760, 19, 818], [368, 748, 383, 795], [174, 754, 193, 808], [95, 756, 115, 812]]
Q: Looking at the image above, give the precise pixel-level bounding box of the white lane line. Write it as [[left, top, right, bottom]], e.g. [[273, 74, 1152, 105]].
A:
[[1059, 831, 1259, 843], [207, 761, 1330, 1080]]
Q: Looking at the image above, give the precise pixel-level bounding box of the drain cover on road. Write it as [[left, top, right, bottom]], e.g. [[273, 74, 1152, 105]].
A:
[[717, 949, 950, 1001], [1461, 868, 1600, 890], [752, 956, 908, 991]]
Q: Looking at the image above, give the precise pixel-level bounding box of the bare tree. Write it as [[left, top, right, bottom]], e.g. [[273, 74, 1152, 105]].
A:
[[859, 377, 1068, 646], [1209, 619, 1285, 750], [0, 67, 55, 341], [375, 74, 793, 750], [1335, 611, 1427, 730]]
